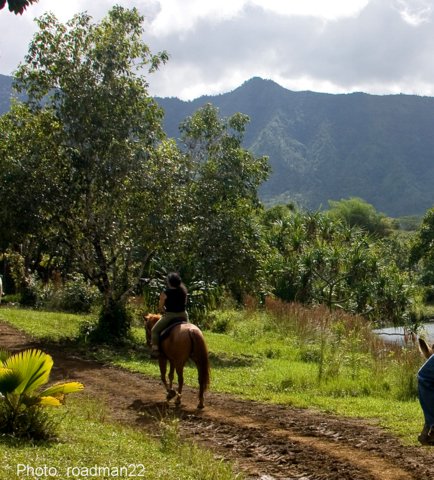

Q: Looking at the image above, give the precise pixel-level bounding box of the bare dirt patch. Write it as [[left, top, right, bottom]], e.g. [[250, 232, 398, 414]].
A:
[[1, 321, 433, 480]]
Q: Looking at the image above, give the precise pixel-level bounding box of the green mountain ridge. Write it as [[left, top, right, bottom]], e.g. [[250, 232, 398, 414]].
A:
[[157, 77, 434, 217], [2, 74, 434, 216]]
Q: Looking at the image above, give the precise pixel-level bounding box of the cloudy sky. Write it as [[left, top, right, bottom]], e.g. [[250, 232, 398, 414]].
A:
[[1, 0, 433, 100]]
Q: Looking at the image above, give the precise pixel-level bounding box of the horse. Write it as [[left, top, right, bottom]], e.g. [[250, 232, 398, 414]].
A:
[[418, 336, 434, 359], [144, 313, 210, 409]]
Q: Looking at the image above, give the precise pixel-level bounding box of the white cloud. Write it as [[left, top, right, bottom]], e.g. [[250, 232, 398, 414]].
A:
[[148, 0, 247, 35], [250, 0, 369, 20], [148, 0, 370, 36], [393, 0, 432, 26], [1, 0, 434, 100]]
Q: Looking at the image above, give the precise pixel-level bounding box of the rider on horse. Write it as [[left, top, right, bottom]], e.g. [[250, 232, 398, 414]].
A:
[[150, 272, 189, 358]]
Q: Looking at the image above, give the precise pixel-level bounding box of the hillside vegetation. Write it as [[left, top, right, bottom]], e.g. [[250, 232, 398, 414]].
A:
[[158, 77, 434, 217], [2, 74, 434, 216]]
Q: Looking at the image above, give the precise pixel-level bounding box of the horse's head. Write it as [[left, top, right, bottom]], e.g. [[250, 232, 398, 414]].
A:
[[143, 313, 161, 346], [418, 337, 434, 359]]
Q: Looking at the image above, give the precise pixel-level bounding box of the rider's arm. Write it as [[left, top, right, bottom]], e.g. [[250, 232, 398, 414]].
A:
[[158, 292, 166, 313]]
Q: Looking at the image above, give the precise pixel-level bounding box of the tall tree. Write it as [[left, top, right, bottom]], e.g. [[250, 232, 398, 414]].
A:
[[327, 197, 394, 237], [179, 104, 270, 299], [0, 7, 183, 341], [410, 206, 434, 299]]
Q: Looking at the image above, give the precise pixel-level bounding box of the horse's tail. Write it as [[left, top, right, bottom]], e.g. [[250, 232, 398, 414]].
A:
[[190, 328, 210, 392]]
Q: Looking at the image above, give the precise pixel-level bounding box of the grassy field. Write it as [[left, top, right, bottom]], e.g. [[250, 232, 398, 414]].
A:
[[0, 303, 425, 450], [0, 308, 240, 480]]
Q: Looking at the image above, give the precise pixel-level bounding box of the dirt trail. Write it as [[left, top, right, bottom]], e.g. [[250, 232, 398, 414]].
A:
[[1, 321, 433, 480]]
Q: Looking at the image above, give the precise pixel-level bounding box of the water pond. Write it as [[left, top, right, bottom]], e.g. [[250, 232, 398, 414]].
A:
[[374, 322, 434, 346]]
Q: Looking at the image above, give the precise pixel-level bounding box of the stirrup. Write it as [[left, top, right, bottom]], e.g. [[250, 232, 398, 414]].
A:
[[150, 346, 160, 359]]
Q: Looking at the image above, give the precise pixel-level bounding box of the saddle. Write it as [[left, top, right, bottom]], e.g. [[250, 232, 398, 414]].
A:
[[159, 318, 187, 343]]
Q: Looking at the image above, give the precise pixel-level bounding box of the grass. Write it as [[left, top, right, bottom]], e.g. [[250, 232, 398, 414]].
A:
[[0, 308, 240, 480], [0, 395, 238, 480], [0, 306, 88, 340], [0, 304, 425, 447]]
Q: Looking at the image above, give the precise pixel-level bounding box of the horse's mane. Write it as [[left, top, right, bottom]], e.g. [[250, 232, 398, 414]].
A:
[[144, 313, 161, 328]]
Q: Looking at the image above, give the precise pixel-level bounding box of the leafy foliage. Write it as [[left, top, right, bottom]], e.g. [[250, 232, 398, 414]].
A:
[[0, 7, 179, 340], [327, 197, 394, 237], [263, 206, 414, 324], [29, 274, 101, 313], [177, 104, 270, 299], [0, 0, 38, 15], [410, 207, 434, 301]]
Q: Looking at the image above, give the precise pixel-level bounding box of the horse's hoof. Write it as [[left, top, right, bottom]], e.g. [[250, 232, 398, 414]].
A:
[[166, 389, 177, 401], [174, 394, 182, 406], [197, 403, 204, 409]]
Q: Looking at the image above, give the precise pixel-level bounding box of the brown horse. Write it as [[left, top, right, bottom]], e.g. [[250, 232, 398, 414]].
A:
[[418, 336, 434, 359], [144, 314, 210, 409]]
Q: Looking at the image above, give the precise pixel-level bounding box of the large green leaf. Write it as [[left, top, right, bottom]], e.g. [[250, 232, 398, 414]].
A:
[[4, 349, 53, 394], [0, 367, 22, 394]]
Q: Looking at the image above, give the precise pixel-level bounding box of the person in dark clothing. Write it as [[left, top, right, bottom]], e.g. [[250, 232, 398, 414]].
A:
[[150, 272, 188, 357], [417, 337, 434, 445]]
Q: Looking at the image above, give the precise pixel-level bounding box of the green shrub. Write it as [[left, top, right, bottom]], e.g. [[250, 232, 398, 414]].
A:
[[17, 273, 100, 313], [43, 274, 100, 313], [0, 349, 84, 439], [20, 273, 39, 307], [299, 344, 322, 363], [1, 293, 21, 304], [0, 401, 57, 440], [59, 274, 99, 312], [205, 310, 237, 333]]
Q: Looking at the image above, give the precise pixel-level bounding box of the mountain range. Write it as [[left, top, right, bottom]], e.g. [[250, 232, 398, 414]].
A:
[[2, 74, 434, 217]]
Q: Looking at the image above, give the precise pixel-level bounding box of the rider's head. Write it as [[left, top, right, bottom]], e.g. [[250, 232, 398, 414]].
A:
[[167, 272, 182, 288]]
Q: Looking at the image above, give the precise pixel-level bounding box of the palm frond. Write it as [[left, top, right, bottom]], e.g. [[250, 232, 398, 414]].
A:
[[0, 368, 22, 394], [4, 349, 53, 394], [38, 396, 62, 406], [40, 382, 84, 399]]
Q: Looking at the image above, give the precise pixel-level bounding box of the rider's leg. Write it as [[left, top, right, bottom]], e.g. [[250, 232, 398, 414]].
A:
[[150, 314, 172, 356], [418, 355, 434, 444]]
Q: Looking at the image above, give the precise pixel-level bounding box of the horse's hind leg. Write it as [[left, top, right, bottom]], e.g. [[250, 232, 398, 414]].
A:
[[174, 365, 184, 406], [198, 384, 205, 409], [158, 358, 175, 400], [168, 362, 175, 390], [166, 362, 177, 400]]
